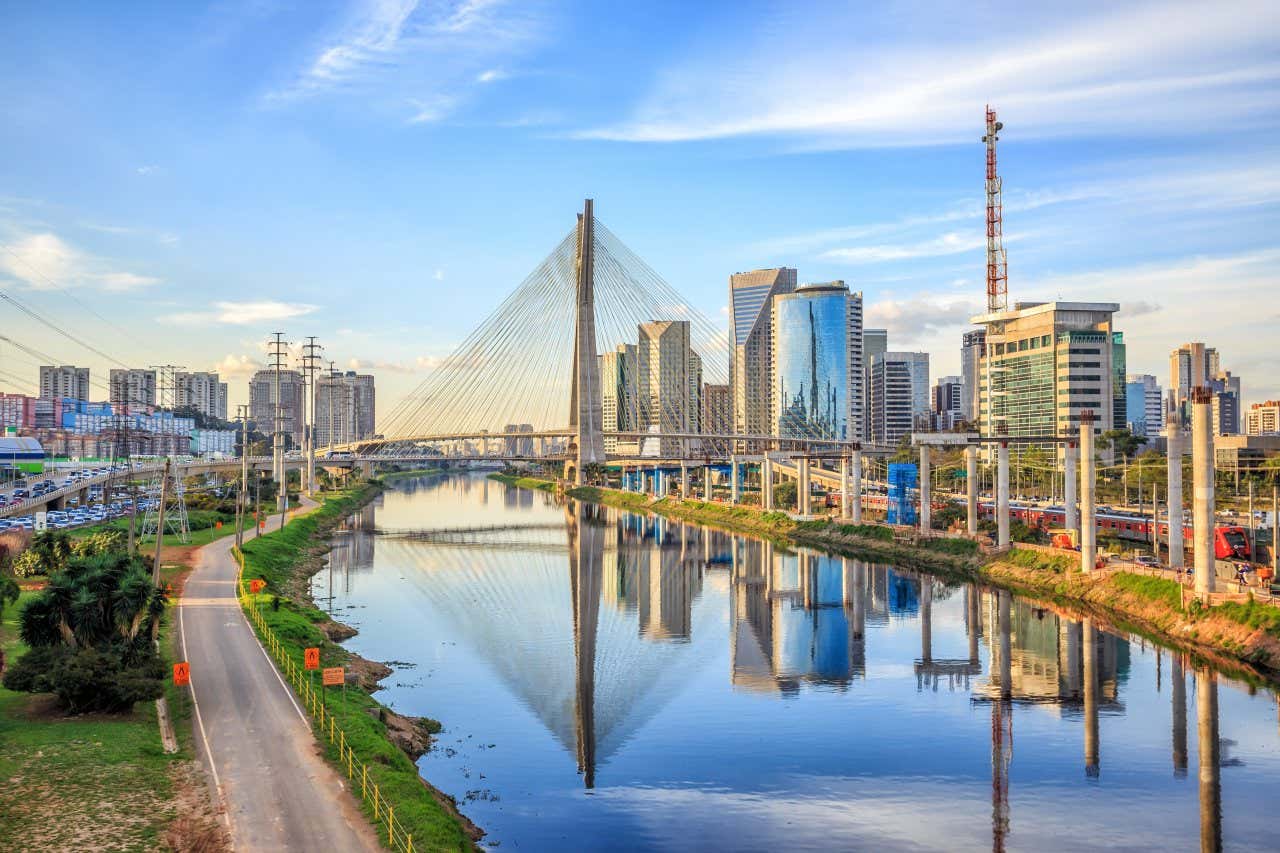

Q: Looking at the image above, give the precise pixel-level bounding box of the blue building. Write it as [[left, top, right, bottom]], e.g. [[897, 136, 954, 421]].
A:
[[770, 282, 862, 440]]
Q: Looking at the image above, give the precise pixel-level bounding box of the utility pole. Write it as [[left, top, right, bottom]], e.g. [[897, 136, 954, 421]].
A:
[[327, 360, 337, 454], [236, 404, 249, 550], [301, 337, 322, 497], [268, 332, 289, 513], [1271, 485, 1277, 583], [1248, 481, 1254, 564], [152, 458, 170, 584]]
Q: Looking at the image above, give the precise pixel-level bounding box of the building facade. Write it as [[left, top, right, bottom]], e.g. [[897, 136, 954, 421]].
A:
[[1245, 401, 1280, 436], [862, 328, 888, 442], [638, 320, 701, 455], [1124, 374, 1163, 438], [869, 353, 926, 447], [108, 369, 157, 410], [973, 302, 1121, 456], [248, 369, 306, 445], [39, 365, 90, 402], [176, 371, 229, 421], [702, 383, 731, 437], [600, 344, 639, 453], [314, 371, 376, 447], [729, 268, 797, 446], [1169, 342, 1218, 425], [932, 375, 963, 431], [769, 283, 862, 440], [960, 329, 986, 425]]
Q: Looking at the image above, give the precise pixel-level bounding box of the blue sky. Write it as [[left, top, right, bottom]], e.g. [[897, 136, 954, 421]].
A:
[[1, 0, 1277, 417]]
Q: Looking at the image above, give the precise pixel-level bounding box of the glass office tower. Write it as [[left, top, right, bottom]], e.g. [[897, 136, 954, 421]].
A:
[[771, 283, 853, 440]]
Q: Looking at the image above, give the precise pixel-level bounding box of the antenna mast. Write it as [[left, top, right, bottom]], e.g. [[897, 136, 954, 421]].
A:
[[982, 105, 1008, 314]]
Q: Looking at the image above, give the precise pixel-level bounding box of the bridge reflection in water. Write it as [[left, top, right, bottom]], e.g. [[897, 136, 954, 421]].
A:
[[330, 478, 1242, 850]]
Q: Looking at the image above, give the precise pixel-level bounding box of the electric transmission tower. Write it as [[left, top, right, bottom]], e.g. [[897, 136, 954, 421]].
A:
[[140, 463, 190, 544], [268, 332, 290, 511]]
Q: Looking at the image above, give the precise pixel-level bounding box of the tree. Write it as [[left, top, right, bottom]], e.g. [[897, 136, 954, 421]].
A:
[[29, 530, 72, 576], [2, 550, 168, 713], [1101, 428, 1144, 461], [773, 481, 797, 510]]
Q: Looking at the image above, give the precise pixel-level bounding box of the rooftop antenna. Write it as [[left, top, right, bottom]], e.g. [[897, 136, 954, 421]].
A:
[[982, 106, 1008, 314]]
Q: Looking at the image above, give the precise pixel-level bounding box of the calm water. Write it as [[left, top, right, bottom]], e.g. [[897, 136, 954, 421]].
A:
[[314, 473, 1280, 852]]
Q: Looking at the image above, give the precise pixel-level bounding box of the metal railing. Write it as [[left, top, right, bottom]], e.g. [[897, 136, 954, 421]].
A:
[[233, 548, 417, 852]]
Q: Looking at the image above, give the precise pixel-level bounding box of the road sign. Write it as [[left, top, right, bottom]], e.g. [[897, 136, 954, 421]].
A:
[[304, 647, 320, 670], [173, 662, 190, 686], [322, 667, 345, 687], [249, 579, 266, 594], [34, 511, 47, 532]]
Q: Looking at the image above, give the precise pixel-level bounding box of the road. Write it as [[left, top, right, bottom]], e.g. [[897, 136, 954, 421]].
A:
[[178, 504, 378, 851]]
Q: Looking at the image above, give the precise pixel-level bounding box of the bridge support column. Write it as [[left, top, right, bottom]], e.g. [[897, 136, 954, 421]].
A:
[[1064, 440, 1078, 537], [703, 465, 711, 500], [730, 456, 740, 504], [1167, 401, 1185, 570], [680, 464, 689, 500], [997, 441, 1010, 549], [1081, 414, 1097, 573], [797, 456, 810, 515], [1191, 388, 1215, 597], [919, 446, 931, 534], [1196, 668, 1221, 851], [852, 450, 862, 524], [920, 578, 932, 664], [840, 455, 852, 521], [1083, 617, 1099, 776], [965, 446, 978, 535], [762, 458, 774, 511]]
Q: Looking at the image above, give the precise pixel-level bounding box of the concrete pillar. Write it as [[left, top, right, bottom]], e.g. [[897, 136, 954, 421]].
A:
[[730, 456, 740, 504], [1196, 668, 1221, 853], [1081, 414, 1097, 573], [997, 441, 1010, 548], [652, 466, 660, 497], [680, 464, 689, 499], [1064, 441, 1079, 535], [1191, 388, 1216, 597], [966, 584, 980, 664], [920, 578, 932, 663], [840, 455, 852, 521], [919, 445, 932, 534], [851, 450, 863, 524], [703, 465, 711, 500], [798, 456, 811, 515], [1172, 654, 1188, 777], [1167, 414, 1185, 570], [1083, 617, 1099, 777], [998, 590, 1011, 700], [852, 561, 865, 640], [762, 458, 774, 511], [966, 446, 978, 535]]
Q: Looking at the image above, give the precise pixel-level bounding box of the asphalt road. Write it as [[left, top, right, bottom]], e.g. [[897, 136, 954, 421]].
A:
[[178, 506, 377, 851]]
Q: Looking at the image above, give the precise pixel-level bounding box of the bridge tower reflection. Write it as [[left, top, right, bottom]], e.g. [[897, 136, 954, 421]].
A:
[[566, 502, 602, 788]]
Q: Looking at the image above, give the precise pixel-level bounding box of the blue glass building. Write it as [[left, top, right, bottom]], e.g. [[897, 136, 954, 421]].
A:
[[771, 283, 853, 440]]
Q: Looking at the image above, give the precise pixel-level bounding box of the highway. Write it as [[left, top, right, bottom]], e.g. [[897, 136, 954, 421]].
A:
[[178, 503, 377, 851]]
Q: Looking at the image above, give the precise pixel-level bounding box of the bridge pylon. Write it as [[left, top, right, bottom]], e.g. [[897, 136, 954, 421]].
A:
[[566, 198, 606, 484]]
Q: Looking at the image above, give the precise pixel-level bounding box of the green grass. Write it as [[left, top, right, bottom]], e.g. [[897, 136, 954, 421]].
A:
[[238, 487, 474, 852], [488, 473, 556, 493], [1111, 571, 1184, 609], [380, 468, 446, 484], [1213, 596, 1280, 640], [921, 537, 980, 556], [0, 591, 189, 850], [1003, 547, 1075, 574]]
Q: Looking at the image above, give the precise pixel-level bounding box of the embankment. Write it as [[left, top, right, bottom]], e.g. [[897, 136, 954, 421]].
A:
[[238, 480, 482, 850], [492, 474, 1280, 684]]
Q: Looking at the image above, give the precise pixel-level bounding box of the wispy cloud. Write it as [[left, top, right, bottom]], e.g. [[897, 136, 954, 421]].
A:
[[822, 232, 986, 264], [268, 0, 548, 124], [0, 231, 160, 291], [212, 353, 265, 380], [581, 1, 1280, 146], [166, 300, 320, 326]]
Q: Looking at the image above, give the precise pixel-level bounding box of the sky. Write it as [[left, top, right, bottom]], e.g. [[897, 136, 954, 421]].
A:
[[0, 0, 1277, 422]]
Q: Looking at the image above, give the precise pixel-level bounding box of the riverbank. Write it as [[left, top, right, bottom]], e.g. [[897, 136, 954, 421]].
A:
[[237, 479, 482, 850], [494, 473, 1280, 684], [380, 467, 447, 484]]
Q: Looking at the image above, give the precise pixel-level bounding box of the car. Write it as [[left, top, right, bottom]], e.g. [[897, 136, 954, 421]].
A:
[[1135, 555, 1161, 568]]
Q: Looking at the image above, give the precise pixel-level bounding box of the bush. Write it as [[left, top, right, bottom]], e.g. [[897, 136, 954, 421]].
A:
[[923, 537, 980, 556], [71, 529, 125, 558], [3, 644, 166, 713], [773, 482, 797, 510], [838, 523, 894, 542], [12, 550, 42, 578]]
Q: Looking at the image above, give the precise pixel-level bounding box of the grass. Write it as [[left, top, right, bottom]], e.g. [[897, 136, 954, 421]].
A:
[[1004, 547, 1075, 574], [238, 486, 475, 852], [1111, 571, 1184, 609], [920, 537, 981, 556], [380, 468, 446, 484], [488, 473, 556, 493], [1214, 596, 1280, 640], [0, 591, 195, 851]]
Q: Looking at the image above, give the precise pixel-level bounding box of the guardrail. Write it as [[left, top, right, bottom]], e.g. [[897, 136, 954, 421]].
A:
[[233, 547, 417, 852]]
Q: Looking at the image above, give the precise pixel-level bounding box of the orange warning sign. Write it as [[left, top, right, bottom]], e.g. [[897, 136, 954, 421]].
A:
[[304, 647, 320, 670], [322, 667, 345, 687], [173, 662, 190, 687], [249, 579, 266, 594]]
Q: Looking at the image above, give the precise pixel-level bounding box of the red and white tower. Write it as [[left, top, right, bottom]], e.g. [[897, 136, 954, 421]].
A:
[[982, 106, 1007, 314]]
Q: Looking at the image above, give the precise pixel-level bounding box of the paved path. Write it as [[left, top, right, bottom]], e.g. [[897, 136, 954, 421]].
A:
[[178, 504, 377, 851]]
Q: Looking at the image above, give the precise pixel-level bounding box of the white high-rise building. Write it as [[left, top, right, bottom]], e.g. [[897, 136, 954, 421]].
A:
[[1125, 374, 1163, 438], [870, 352, 929, 447], [39, 365, 90, 402], [638, 320, 701, 456], [729, 268, 797, 448], [600, 344, 639, 453], [315, 371, 376, 447], [108, 369, 157, 410], [175, 371, 228, 421]]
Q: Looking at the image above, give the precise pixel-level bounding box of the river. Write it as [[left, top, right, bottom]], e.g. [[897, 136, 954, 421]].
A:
[[313, 472, 1280, 852]]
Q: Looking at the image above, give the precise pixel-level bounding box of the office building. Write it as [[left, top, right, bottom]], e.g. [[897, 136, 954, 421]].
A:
[[729, 268, 797, 446], [870, 352, 929, 446], [770, 282, 862, 440], [107, 369, 157, 410], [315, 371, 376, 447], [932, 375, 963, 431], [702, 383, 731, 437], [972, 301, 1121, 454], [190, 428, 237, 456], [638, 320, 701, 456], [176, 371, 229, 421], [960, 329, 986, 424], [39, 365, 90, 402], [862, 328, 888, 441], [1245, 401, 1280, 436], [248, 369, 306, 445], [1207, 370, 1241, 435], [600, 344, 639, 454], [1124, 374, 1163, 438]]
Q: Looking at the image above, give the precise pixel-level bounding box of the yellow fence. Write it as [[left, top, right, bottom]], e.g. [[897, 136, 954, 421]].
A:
[[233, 548, 416, 852]]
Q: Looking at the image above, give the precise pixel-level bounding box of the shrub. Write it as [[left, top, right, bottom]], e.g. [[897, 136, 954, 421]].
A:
[[12, 550, 42, 578], [71, 529, 125, 558], [923, 537, 979, 556], [3, 645, 166, 713]]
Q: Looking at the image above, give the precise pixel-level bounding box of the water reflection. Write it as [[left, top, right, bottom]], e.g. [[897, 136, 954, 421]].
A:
[[320, 475, 1278, 852]]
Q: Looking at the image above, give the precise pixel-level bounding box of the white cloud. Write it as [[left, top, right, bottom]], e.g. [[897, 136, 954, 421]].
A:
[[433, 268, 445, 281], [0, 231, 159, 291], [865, 293, 984, 346], [165, 300, 320, 326], [822, 232, 986, 264], [581, 1, 1280, 146], [135, 165, 159, 175], [476, 68, 507, 84], [212, 353, 264, 380]]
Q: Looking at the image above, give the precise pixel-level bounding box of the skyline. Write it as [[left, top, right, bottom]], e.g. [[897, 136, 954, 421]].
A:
[[1, 0, 1277, 419]]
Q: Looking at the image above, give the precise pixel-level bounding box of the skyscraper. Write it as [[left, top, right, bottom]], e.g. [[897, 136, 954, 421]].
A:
[[932, 376, 963, 431], [862, 328, 888, 441], [769, 282, 861, 440], [702, 383, 731, 436], [39, 365, 90, 402], [1125, 374, 1163, 438], [638, 320, 700, 455], [175, 371, 229, 421], [248, 369, 305, 445], [960, 329, 986, 424], [108, 369, 158, 411], [314, 371, 376, 447], [729, 268, 797, 447], [1169, 342, 1214, 423], [600, 344, 639, 453], [870, 353, 927, 446]]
